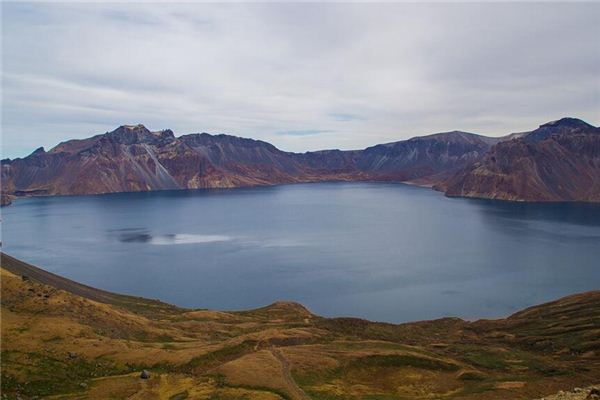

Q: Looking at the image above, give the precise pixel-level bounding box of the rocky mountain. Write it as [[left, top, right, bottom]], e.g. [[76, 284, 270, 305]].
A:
[[441, 118, 600, 202], [355, 130, 499, 184], [0, 124, 497, 201], [2, 117, 598, 204]]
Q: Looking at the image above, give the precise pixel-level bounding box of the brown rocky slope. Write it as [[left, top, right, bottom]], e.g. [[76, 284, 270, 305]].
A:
[[2, 117, 598, 204], [441, 118, 600, 202], [0, 124, 498, 201]]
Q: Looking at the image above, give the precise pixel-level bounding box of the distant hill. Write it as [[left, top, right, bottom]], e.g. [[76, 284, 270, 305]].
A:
[[440, 118, 600, 202], [2, 117, 598, 204]]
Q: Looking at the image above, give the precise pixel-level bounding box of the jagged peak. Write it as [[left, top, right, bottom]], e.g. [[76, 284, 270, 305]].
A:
[[525, 117, 597, 142], [539, 117, 594, 130], [30, 147, 46, 156], [105, 124, 175, 145], [120, 123, 148, 130], [150, 128, 175, 141], [109, 123, 150, 135]]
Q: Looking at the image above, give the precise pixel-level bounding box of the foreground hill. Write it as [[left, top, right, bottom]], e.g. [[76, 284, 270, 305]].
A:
[[441, 118, 600, 201], [1, 253, 599, 400], [0, 124, 498, 201]]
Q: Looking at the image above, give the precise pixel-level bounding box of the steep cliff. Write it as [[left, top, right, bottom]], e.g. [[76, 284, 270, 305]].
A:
[[441, 118, 600, 202]]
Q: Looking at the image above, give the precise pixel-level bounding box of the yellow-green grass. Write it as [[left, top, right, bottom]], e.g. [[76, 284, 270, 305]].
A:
[[2, 252, 599, 400]]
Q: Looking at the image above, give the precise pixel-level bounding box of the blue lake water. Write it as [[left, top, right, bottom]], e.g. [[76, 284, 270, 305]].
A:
[[2, 182, 599, 323]]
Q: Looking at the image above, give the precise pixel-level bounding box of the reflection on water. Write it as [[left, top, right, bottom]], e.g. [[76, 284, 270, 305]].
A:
[[112, 229, 232, 245], [150, 234, 232, 245], [116, 229, 153, 243], [2, 182, 600, 323], [470, 199, 600, 244], [470, 198, 600, 226]]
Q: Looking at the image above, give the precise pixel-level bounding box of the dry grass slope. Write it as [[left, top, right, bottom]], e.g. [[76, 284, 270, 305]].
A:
[[1, 252, 599, 400]]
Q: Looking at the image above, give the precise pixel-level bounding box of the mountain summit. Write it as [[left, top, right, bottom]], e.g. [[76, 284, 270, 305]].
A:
[[524, 117, 595, 142]]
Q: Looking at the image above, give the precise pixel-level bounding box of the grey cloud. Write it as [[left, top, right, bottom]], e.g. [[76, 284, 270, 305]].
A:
[[276, 129, 333, 136], [1, 2, 598, 159], [330, 113, 363, 122]]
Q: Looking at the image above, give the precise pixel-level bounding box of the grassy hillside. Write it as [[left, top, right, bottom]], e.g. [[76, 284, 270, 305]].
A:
[[1, 253, 599, 400]]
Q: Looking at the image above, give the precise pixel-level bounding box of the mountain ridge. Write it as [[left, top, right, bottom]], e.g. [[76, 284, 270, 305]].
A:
[[441, 117, 600, 202], [2, 117, 598, 205], [0, 123, 499, 201]]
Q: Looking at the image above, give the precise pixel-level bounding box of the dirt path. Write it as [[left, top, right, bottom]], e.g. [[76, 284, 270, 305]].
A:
[[270, 346, 312, 400]]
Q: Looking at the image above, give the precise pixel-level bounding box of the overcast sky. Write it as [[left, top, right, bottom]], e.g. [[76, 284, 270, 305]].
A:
[[2, 2, 599, 159]]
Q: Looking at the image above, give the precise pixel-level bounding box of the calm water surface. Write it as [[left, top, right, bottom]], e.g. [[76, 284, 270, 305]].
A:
[[2, 182, 599, 323]]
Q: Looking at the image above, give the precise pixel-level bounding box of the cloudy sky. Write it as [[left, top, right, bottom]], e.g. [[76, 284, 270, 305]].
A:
[[2, 2, 599, 159]]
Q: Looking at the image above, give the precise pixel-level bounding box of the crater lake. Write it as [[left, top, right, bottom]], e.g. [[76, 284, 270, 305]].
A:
[[3, 182, 600, 323]]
